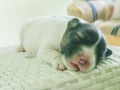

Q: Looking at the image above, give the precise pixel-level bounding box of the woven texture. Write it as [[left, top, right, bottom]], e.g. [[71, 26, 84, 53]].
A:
[[0, 45, 120, 90]]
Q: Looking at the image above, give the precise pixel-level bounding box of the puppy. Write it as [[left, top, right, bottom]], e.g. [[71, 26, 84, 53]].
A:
[[18, 16, 112, 72]]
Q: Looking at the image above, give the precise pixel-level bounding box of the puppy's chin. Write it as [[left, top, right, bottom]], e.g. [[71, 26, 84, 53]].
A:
[[61, 55, 96, 72]]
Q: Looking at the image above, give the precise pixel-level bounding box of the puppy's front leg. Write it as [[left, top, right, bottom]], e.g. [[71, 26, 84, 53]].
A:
[[37, 43, 66, 70]]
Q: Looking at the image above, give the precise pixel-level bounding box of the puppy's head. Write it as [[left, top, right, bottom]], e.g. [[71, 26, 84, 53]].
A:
[[60, 18, 112, 72]]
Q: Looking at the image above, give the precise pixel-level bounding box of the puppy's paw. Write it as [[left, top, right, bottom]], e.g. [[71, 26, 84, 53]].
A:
[[52, 60, 66, 71], [18, 47, 25, 52]]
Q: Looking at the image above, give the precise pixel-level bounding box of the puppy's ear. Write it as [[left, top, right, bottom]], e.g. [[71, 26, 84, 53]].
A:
[[105, 48, 112, 57], [68, 18, 80, 29]]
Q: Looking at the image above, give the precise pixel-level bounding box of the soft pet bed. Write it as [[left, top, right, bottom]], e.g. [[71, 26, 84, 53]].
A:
[[0, 45, 120, 90]]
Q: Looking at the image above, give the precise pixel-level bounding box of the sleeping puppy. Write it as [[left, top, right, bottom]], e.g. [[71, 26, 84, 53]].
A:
[[18, 16, 112, 72]]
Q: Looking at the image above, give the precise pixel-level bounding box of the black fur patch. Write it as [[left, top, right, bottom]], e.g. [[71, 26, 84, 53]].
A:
[[96, 36, 112, 64], [60, 19, 99, 58], [95, 37, 107, 64]]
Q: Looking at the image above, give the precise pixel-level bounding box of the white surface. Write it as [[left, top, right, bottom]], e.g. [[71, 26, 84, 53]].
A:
[[0, 0, 72, 47], [0, 45, 120, 90]]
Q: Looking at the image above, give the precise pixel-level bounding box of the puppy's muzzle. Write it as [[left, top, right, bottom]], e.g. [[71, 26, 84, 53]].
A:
[[70, 54, 90, 71]]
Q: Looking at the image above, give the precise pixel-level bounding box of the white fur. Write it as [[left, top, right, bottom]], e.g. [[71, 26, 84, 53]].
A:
[[19, 16, 84, 69]]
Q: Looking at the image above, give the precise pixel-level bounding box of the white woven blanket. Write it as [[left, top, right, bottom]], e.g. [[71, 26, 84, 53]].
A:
[[0, 45, 120, 90]]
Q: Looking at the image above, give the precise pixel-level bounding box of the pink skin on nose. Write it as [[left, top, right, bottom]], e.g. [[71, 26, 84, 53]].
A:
[[70, 55, 90, 71]]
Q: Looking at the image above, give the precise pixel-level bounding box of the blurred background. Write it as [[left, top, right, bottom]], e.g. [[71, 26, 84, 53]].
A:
[[0, 0, 72, 47]]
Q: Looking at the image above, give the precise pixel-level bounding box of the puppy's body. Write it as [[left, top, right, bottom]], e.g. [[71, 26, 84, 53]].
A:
[[19, 16, 112, 72], [20, 16, 68, 56]]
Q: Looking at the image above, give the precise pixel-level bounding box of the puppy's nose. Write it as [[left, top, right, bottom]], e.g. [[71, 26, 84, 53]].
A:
[[71, 55, 90, 71], [79, 56, 88, 66], [72, 56, 89, 66]]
